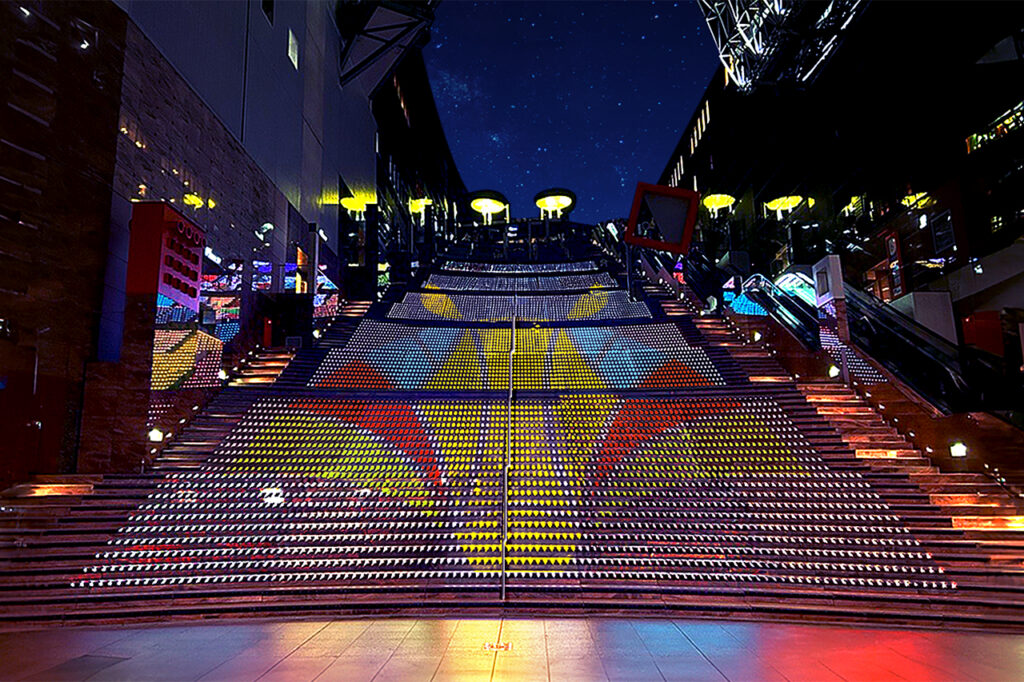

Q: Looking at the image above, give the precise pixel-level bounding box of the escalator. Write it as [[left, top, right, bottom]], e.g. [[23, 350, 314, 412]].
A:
[[722, 264, 1022, 416], [842, 284, 1019, 414], [741, 273, 821, 352]]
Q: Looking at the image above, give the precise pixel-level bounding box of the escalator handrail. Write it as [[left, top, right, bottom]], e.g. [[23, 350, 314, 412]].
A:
[[842, 284, 961, 361], [740, 274, 821, 350]]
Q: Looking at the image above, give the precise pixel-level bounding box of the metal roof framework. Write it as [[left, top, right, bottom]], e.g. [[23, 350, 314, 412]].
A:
[[697, 0, 866, 92], [338, 1, 439, 91]]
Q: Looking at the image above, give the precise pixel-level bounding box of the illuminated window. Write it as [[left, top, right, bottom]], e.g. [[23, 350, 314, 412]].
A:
[[991, 215, 1004, 233], [287, 29, 299, 70], [261, 0, 274, 25]]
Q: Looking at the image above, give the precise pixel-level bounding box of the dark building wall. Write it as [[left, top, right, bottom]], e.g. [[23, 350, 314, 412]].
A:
[[1, 1, 465, 484], [0, 1, 129, 484], [115, 0, 347, 249], [372, 50, 465, 267], [114, 0, 249, 138], [114, 19, 288, 273], [0, 1, 328, 480], [78, 17, 301, 473], [663, 2, 1024, 293]]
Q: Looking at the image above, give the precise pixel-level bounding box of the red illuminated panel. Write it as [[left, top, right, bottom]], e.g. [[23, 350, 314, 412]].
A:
[[624, 182, 700, 255], [127, 202, 205, 311]]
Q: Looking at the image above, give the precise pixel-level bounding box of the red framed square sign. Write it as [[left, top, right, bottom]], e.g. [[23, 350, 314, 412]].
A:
[[623, 182, 700, 255]]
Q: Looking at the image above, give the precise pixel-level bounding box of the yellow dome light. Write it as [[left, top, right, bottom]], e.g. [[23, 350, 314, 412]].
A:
[[765, 195, 804, 212], [702, 193, 736, 212], [469, 190, 509, 225], [470, 198, 506, 214], [534, 188, 576, 218]]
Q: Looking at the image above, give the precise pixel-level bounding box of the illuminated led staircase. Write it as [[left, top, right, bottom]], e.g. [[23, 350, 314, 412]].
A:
[[644, 271, 1024, 614], [273, 300, 373, 388], [5, 255, 1024, 628]]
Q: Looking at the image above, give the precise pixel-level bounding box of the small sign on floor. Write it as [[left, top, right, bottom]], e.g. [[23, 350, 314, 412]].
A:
[[483, 642, 512, 651]]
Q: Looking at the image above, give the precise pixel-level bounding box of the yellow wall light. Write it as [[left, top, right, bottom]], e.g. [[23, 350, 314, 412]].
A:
[[183, 193, 204, 209], [901, 192, 934, 208], [409, 197, 433, 215], [841, 196, 863, 216], [340, 191, 377, 215]]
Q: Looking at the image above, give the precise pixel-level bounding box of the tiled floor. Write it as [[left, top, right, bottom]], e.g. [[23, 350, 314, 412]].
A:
[[2, 617, 1023, 681]]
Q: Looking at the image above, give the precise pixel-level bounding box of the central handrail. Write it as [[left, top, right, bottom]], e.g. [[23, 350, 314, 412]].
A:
[[501, 310, 515, 601]]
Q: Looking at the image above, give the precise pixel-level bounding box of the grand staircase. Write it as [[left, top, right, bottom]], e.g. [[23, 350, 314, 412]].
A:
[[3, 253, 1024, 629]]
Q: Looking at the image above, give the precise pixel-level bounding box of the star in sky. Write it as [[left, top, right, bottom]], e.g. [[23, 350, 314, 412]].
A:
[[425, 1, 721, 223]]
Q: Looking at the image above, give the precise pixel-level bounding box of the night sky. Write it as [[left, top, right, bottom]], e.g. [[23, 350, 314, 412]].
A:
[[425, 1, 721, 224]]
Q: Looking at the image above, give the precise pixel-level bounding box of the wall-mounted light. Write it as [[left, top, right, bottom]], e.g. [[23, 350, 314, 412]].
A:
[[255, 222, 275, 242], [901, 192, 934, 208], [204, 246, 223, 266], [147, 428, 164, 442], [409, 197, 433, 215], [950, 441, 968, 458], [340, 191, 376, 219], [828, 365, 840, 378]]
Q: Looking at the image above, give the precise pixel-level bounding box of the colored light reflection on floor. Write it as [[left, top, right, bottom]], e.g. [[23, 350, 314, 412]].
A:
[[4, 618, 1024, 681]]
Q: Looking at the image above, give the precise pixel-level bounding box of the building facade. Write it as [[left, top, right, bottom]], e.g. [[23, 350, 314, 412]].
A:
[[662, 1, 1024, 354], [0, 0, 464, 484]]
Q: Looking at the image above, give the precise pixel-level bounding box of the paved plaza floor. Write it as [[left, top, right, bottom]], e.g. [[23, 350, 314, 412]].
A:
[[2, 616, 1023, 681]]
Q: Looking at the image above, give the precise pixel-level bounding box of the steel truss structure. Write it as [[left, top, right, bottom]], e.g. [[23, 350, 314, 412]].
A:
[[697, 0, 866, 91]]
